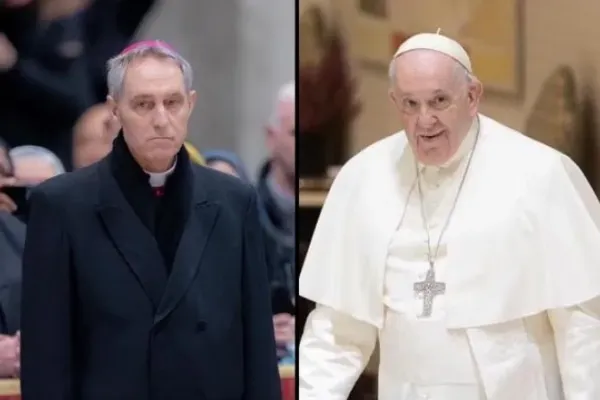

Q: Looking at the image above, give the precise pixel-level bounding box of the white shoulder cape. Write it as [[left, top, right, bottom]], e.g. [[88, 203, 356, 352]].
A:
[[299, 114, 600, 329]]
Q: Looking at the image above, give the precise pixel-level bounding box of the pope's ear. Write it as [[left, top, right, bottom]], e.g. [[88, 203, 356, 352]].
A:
[[388, 89, 398, 107], [466, 77, 483, 114], [469, 77, 483, 102]]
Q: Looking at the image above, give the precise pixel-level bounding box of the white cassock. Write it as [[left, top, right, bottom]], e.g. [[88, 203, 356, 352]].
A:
[[299, 114, 600, 400]]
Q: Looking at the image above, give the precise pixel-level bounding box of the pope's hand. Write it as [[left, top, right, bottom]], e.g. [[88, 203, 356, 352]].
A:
[[0, 34, 17, 71], [0, 176, 18, 213], [0, 334, 19, 378]]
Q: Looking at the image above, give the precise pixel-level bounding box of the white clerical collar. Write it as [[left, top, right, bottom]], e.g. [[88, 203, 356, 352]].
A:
[[145, 158, 177, 188], [416, 116, 479, 173]]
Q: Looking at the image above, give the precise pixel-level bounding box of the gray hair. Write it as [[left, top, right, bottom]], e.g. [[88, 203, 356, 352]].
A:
[[267, 81, 295, 129], [9, 145, 65, 175], [106, 43, 194, 98]]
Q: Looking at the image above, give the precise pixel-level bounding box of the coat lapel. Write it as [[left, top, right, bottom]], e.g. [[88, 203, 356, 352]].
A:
[[154, 181, 220, 325], [95, 160, 168, 309]]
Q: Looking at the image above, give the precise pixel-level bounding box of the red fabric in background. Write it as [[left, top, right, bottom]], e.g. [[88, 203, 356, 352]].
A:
[[281, 376, 295, 400]]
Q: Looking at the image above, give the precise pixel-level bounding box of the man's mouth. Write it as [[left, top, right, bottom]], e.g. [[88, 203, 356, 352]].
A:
[[420, 130, 445, 140]]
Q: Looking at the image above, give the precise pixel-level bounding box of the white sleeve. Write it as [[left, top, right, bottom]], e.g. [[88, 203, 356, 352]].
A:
[[299, 304, 378, 400], [548, 297, 600, 399]]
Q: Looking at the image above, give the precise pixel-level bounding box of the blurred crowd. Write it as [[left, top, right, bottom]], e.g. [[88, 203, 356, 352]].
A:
[[0, 0, 295, 377]]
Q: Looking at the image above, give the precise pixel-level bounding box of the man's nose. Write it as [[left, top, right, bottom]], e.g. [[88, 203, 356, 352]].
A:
[[152, 106, 169, 128], [416, 110, 437, 129]]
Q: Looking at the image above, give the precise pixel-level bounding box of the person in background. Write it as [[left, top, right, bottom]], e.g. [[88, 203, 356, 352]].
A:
[[0, 139, 12, 177], [258, 81, 296, 360], [8, 145, 64, 222], [0, 141, 23, 378], [0, 209, 22, 378], [0, 141, 64, 221], [72, 103, 120, 169], [204, 149, 250, 181], [0, 138, 18, 215], [9, 145, 65, 185]]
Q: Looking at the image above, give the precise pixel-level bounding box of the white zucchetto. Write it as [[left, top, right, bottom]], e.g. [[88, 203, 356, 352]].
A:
[[393, 31, 472, 73]]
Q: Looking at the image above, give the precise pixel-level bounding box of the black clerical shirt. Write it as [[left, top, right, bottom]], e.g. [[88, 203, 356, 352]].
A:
[[109, 134, 192, 272]]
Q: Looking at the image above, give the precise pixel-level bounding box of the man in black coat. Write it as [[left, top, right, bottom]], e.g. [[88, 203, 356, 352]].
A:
[[20, 41, 281, 400]]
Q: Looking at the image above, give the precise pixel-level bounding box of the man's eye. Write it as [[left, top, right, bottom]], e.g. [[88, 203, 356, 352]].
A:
[[431, 96, 450, 109], [403, 99, 418, 108]]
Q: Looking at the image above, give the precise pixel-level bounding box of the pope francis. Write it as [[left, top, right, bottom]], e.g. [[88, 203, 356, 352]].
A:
[[298, 32, 600, 400]]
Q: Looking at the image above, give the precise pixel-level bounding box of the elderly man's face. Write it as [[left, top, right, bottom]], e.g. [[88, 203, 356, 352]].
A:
[[108, 55, 196, 172], [389, 50, 482, 165], [267, 100, 295, 179]]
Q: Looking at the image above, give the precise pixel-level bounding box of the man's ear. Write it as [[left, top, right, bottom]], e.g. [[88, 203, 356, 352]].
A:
[[187, 90, 197, 115], [467, 78, 483, 115], [469, 78, 483, 103], [388, 89, 398, 107]]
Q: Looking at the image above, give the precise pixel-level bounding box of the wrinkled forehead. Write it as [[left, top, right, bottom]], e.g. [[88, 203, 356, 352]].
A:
[[394, 50, 462, 95], [121, 56, 187, 98]]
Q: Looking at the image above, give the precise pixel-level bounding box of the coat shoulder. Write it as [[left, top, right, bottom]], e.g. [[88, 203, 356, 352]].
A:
[[30, 163, 100, 206], [192, 165, 255, 212]]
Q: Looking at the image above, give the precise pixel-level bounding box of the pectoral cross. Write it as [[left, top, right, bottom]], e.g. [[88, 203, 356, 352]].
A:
[[413, 263, 446, 318]]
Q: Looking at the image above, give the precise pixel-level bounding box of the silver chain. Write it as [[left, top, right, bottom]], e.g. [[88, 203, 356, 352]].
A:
[[416, 119, 481, 268]]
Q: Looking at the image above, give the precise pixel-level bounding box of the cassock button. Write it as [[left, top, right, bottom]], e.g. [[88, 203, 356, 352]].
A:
[[153, 186, 165, 197], [196, 321, 207, 332]]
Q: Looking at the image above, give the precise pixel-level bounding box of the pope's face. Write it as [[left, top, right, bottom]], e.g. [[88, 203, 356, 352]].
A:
[[389, 50, 482, 165], [108, 55, 196, 172]]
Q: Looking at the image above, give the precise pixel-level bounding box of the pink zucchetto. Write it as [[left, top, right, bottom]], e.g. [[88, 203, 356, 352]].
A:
[[120, 40, 176, 55]]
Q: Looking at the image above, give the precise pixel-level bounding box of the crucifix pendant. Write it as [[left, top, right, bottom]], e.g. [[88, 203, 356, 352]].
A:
[[413, 262, 446, 318]]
